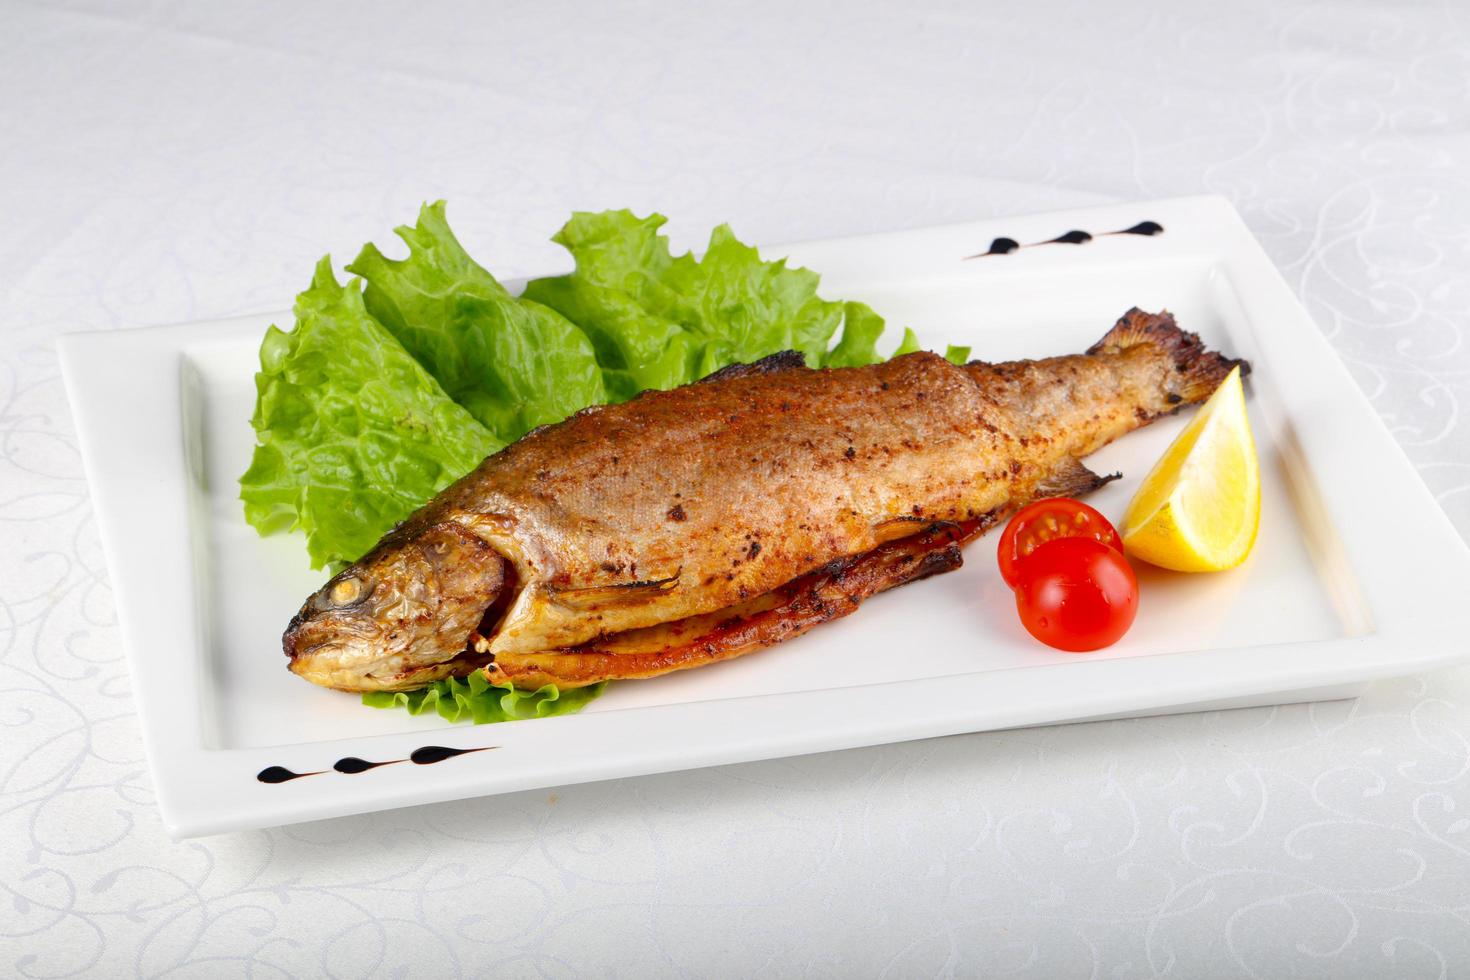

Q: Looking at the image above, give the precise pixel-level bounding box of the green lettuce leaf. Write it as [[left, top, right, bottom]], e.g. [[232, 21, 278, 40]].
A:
[[825, 301, 889, 368], [239, 258, 498, 569], [522, 210, 901, 395], [347, 202, 605, 443], [890, 327, 921, 357], [361, 671, 605, 724]]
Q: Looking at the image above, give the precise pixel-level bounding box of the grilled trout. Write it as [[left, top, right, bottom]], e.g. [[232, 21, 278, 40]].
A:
[[285, 309, 1246, 692]]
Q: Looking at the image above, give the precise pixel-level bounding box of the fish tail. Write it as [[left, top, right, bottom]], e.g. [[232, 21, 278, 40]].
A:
[[1088, 307, 1249, 402]]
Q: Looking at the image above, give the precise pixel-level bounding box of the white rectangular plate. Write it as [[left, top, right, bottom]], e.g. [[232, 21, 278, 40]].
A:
[[58, 196, 1470, 838]]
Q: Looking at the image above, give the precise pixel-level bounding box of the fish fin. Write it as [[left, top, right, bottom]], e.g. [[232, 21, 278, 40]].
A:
[[698, 350, 807, 384], [545, 569, 680, 610], [1088, 307, 1250, 401], [871, 515, 962, 544], [1036, 458, 1120, 500]]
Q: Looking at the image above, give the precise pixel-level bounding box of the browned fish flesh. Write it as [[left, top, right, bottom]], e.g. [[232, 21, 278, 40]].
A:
[[283, 309, 1246, 692]]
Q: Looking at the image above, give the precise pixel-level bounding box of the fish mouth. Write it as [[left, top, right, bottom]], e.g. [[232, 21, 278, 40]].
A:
[[286, 632, 497, 693], [361, 646, 498, 689]]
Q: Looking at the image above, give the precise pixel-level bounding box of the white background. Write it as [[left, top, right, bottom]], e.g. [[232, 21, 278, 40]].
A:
[[4, 1, 1470, 976]]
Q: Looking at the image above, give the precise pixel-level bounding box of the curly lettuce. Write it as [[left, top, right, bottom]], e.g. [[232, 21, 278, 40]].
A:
[[239, 258, 497, 570], [347, 202, 605, 443], [523, 210, 904, 398], [362, 672, 605, 724]]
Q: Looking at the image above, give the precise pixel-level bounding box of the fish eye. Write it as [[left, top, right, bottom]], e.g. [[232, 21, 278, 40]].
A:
[[328, 577, 364, 607]]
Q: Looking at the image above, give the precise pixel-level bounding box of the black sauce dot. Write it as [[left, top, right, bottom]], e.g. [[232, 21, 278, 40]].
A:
[[987, 237, 1020, 255], [257, 766, 317, 784], [334, 757, 400, 774], [410, 745, 492, 765]]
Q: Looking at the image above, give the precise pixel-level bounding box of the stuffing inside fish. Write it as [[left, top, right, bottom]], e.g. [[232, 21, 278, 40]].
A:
[[284, 308, 1247, 692]]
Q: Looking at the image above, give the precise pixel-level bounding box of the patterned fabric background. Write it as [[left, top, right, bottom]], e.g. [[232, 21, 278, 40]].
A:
[[3, 1, 1468, 975]]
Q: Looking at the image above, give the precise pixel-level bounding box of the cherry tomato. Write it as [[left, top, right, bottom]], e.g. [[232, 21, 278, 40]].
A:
[[997, 498, 1122, 588], [1014, 537, 1138, 652]]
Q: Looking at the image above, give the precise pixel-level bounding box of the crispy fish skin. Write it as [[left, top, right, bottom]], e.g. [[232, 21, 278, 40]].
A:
[[285, 308, 1245, 692]]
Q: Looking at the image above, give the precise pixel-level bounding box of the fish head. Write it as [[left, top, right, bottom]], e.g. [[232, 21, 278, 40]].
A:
[[283, 521, 508, 692]]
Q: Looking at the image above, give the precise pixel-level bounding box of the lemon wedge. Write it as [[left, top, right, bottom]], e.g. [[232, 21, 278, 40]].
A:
[[1121, 366, 1259, 571]]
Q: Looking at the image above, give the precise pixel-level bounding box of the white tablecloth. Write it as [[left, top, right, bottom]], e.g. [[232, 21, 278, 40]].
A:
[[5, 1, 1470, 975]]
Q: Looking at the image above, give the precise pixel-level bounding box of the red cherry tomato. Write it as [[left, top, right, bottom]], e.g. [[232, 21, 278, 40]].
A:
[[997, 498, 1122, 589], [1014, 537, 1138, 652]]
